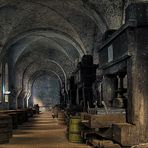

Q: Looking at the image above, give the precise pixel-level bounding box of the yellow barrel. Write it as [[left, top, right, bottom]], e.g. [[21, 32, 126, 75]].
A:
[[69, 133, 83, 143], [69, 117, 81, 133], [68, 116, 83, 143]]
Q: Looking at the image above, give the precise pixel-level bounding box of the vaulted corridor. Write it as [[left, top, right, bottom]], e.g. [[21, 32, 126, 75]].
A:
[[0, 112, 91, 148], [0, 0, 148, 147]]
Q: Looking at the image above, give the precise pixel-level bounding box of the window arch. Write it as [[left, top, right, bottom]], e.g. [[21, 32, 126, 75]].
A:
[[3, 63, 9, 109], [0, 63, 2, 109]]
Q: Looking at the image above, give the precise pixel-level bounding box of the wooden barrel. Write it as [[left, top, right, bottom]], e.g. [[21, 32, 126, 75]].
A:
[[58, 111, 65, 125], [0, 114, 12, 143], [68, 116, 83, 143]]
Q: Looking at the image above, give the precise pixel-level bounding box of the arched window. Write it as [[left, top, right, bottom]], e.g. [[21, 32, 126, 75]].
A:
[[0, 63, 2, 108], [3, 63, 9, 109]]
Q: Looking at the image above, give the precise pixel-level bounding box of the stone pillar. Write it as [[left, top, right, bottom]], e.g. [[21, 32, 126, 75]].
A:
[[17, 96, 24, 109], [125, 3, 148, 142], [9, 87, 17, 109], [24, 97, 27, 108], [28, 96, 33, 107], [9, 96, 17, 109], [127, 27, 148, 143]]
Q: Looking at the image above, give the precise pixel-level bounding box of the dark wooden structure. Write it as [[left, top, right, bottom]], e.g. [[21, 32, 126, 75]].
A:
[[83, 2, 148, 147], [79, 3, 148, 148], [68, 55, 97, 111], [0, 108, 36, 144]]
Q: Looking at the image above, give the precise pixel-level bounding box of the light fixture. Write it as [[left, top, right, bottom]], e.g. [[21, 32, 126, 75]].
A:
[[4, 91, 11, 95]]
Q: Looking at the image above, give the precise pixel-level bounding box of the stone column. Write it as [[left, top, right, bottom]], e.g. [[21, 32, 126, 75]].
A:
[[127, 27, 148, 143], [9, 87, 17, 109]]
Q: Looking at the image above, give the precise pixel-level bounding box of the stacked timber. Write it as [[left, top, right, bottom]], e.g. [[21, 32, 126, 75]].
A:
[[0, 114, 12, 144], [0, 110, 18, 129], [0, 109, 33, 128], [0, 108, 36, 144]]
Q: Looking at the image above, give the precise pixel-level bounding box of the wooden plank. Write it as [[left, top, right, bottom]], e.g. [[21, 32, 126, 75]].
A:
[[89, 139, 113, 148], [91, 139, 100, 147], [112, 123, 139, 146], [102, 144, 121, 148], [90, 139, 121, 148], [99, 140, 113, 147], [82, 113, 126, 128], [133, 143, 148, 148]]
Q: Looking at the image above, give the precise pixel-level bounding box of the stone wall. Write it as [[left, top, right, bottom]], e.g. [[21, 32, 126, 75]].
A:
[[32, 75, 60, 111]]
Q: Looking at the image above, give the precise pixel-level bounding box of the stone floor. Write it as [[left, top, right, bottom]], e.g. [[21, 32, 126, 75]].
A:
[[0, 112, 91, 148]]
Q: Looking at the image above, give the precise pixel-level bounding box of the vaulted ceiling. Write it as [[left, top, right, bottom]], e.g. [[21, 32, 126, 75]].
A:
[[0, 0, 141, 96]]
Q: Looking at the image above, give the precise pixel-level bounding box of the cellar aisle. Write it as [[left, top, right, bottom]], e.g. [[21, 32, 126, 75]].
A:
[[0, 112, 91, 148]]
